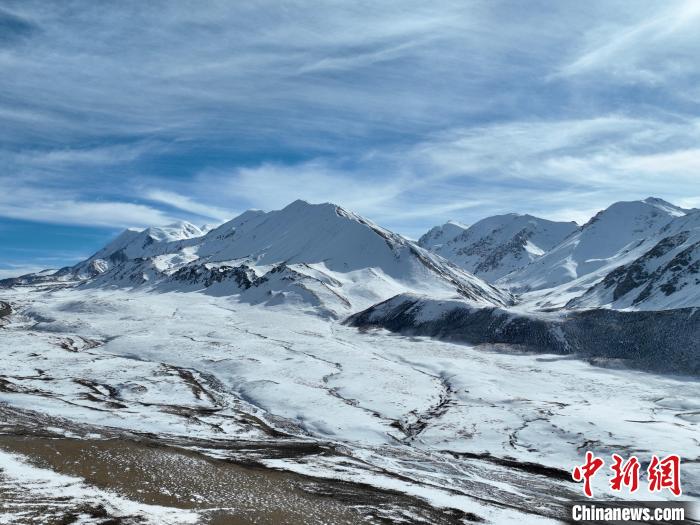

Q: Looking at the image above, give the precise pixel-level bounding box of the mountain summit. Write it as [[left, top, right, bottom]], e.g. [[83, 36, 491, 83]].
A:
[[568, 208, 700, 310], [502, 198, 690, 293], [419, 213, 577, 281]]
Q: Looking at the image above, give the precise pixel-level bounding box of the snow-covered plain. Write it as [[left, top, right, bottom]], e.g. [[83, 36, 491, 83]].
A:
[[1, 285, 697, 523]]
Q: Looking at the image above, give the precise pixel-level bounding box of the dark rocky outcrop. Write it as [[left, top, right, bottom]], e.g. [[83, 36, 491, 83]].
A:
[[347, 295, 700, 375], [169, 264, 259, 289], [0, 301, 11, 319]]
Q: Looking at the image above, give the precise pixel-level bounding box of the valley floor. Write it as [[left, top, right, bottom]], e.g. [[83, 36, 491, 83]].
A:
[[0, 286, 698, 523]]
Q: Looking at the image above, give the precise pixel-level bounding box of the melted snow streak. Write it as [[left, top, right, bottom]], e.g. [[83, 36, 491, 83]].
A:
[[347, 294, 700, 375]]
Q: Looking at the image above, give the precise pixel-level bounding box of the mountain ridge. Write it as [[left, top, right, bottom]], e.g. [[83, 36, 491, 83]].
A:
[[4, 196, 699, 313], [2, 200, 512, 315], [418, 213, 577, 281], [500, 198, 690, 293]]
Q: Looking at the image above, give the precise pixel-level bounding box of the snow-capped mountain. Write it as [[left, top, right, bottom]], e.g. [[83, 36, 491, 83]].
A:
[[3, 200, 511, 315], [416, 197, 700, 311], [5, 196, 699, 313], [417, 220, 469, 251], [418, 214, 577, 281], [568, 209, 700, 310], [81, 221, 204, 266], [502, 198, 689, 294]]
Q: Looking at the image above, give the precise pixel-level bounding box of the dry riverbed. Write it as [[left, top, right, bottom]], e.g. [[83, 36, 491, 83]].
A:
[[0, 418, 474, 525]]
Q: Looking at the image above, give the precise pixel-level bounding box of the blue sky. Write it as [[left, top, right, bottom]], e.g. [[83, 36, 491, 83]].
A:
[[1, 0, 700, 276]]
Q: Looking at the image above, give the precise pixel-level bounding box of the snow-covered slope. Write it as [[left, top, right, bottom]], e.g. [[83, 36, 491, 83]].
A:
[[87, 221, 204, 262], [419, 214, 577, 281], [502, 198, 688, 294], [191, 201, 512, 310], [7, 197, 698, 313], [417, 220, 469, 251], [3, 201, 511, 315], [569, 210, 700, 310]]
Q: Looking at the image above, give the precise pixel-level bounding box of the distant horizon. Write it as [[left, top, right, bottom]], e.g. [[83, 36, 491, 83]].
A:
[[0, 193, 691, 278]]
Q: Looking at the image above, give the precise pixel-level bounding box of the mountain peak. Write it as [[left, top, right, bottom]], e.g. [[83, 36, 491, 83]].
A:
[[504, 197, 690, 293], [583, 198, 686, 229], [144, 221, 204, 242], [642, 197, 687, 216], [285, 198, 313, 208], [283, 199, 338, 212], [420, 213, 578, 281], [14, 199, 511, 313], [418, 221, 470, 253], [643, 196, 672, 205]]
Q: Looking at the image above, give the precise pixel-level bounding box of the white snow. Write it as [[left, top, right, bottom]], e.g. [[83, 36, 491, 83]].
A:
[[505, 202, 700, 310], [419, 213, 577, 281], [0, 286, 696, 520], [1, 197, 699, 520], [502, 199, 687, 292], [60, 200, 512, 316]]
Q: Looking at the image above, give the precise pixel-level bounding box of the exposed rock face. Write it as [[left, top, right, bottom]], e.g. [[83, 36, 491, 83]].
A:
[[0, 301, 11, 319], [604, 233, 693, 301], [347, 294, 700, 375], [568, 212, 700, 310], [418, 214, 576, 282], [169, 264, 258, 289]]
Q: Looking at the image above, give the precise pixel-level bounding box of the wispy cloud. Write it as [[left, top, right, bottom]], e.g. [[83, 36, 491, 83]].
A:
[[0, 176, 178, 228], [0, 265, 48, 279], [557, 0, 700, 86], [181, 114, 700, 235], [14, 142, 161, 167], [0, 6, 38, 47], [0, 197, 177, 228], [1, 1, 700, 263], [220, 160, 407, 213], [144, 189, 232, 222]]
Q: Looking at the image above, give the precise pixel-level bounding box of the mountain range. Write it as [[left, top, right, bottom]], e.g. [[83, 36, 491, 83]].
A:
[[1, 200, 509, 317], [5, 197, 696, 521], [3, 197, 699, 315], [498, 197, 697, 310]]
